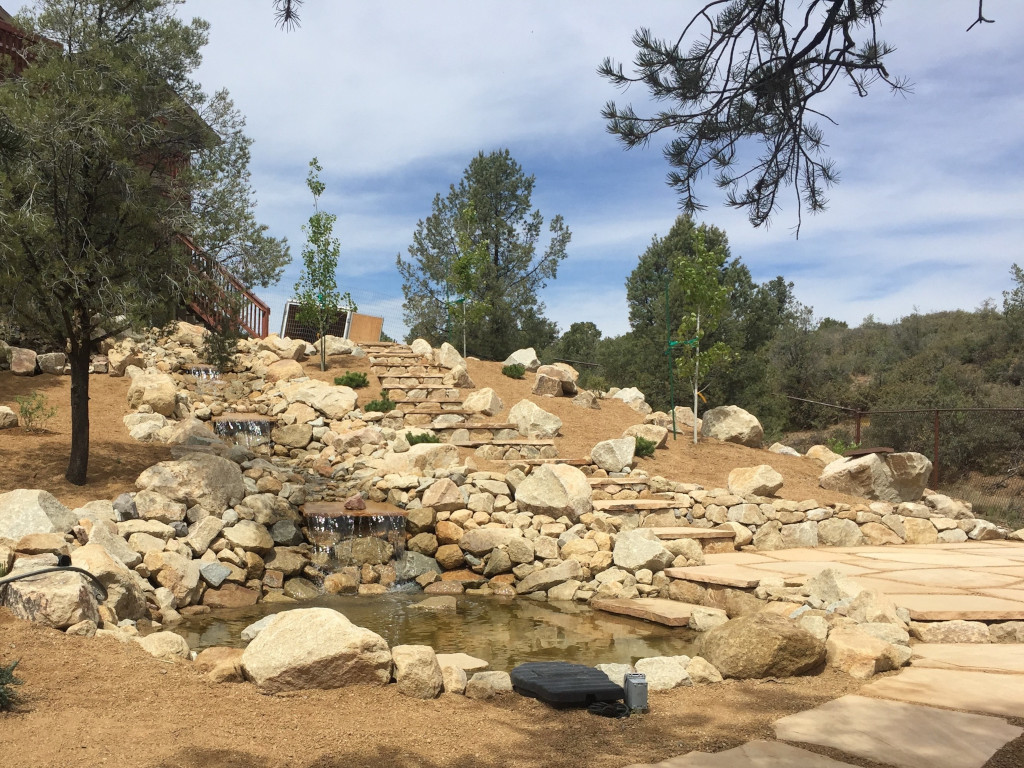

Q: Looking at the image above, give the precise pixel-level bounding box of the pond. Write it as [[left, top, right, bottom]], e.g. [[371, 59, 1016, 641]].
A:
[[167, 594, 698, 672]]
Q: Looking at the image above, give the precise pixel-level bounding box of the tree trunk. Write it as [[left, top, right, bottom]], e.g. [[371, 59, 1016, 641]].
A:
[[65, 335, 91, 486]]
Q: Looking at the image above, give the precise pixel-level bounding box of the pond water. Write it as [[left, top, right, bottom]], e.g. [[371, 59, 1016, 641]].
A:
[[168, 594, 697, 672]]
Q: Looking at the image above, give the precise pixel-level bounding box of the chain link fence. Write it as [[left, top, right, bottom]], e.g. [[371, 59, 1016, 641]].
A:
[[785, 397, 1024, 529]]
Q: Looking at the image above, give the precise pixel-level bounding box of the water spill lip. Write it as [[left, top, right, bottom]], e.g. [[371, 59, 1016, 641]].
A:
[[302, 501, 408, 519]]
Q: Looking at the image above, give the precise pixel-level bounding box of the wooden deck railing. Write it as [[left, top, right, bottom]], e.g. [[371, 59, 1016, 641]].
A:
[[180, 234, 270, 339]]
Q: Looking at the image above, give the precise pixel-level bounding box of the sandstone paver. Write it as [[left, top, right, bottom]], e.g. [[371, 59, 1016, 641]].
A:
[[889, 593, 1024, 621], [861, 667, 1024, 718], [872, 568, 1022, 590], [662, 565, 763, 588], [773, 694, 1021, 768], [622, 740, 859, 768], [592, 597, 696, 627], [911, 643, 1024, 674]]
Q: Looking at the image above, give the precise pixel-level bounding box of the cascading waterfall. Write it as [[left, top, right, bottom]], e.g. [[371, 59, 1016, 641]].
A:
[[212, 416, 274, 449], [182, 363, 223, 398], [303, 502, 407, 571]]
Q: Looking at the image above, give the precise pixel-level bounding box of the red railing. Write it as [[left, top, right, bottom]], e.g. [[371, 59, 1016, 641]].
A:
[[180, 234, 270, 339]]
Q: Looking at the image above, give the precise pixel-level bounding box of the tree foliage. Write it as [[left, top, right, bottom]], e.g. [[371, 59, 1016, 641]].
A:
[[0, 0, 284, 484], [294, 157, 350, 371], [601, 1, 994, 233], [397, 149, 571, 360]]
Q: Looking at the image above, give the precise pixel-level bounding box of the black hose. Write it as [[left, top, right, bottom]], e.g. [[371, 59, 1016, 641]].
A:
[[0, 565, 109, 602]]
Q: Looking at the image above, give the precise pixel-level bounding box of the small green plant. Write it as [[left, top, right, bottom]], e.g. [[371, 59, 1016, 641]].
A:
[[502, 363, 526, 379], [200, 325, 239, 373], [15, 391, 56, 432], [826, 436, 860, 456], [334, 371, 369, 388], [406, 432, 440, 446], [634, 435, 658, 458], [364, 390, 397, 413], [0, 659, 23, 712]]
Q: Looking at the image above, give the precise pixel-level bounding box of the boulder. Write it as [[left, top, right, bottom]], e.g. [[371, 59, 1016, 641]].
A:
[[816, 518, 864, 547], [886, 452, 932, 501], [420, 478, 466, 512], [133, 490, 187, 524], [532, 373, 563, 397], [515, 559, 584, 595], [502, 348, 540, 372], [826, 628, 909, 679], [135, 631, 192, 661], [194, 647, 246, 683], [10, 347, 37, 376], [508, 399, 561, 438], [265, 359, 304, 383], [279, 379, 359, 421], [610, 387, 650, 414], [2, 560, 100, 629], [314, 335, 359, 356], [377, 443, 460, 474], [686, 656, 724, 684], [0, 406, 17, 429], [172, 321, 208, 347], [126, 370, 177, 416], [241, 608, 392, 692], [410, 338, 433, 358], [572, 391, 601, 410], [0, 489, 79, 539], [591, 437, 636, 473], [70, 543, 147, 620], [698, 613, 825, 679], [514, 464, 592, 522], [612, 529, 674, 573], [819, 453, 899, 503], [634, 656, 692, 691], [699, 406, 763, 448], [727, 465, 783, 497], [271, 423, 313, 449], [768, 443, 801, 457], [622, 424, 669, 449], [391, 645, 443, 699], [36, 352, 67, 375], [221, 521, 275, 554], [458, 528, 524, 557], [535, 365, 577, 396], [135, 453, 246, 514], [465, 671, 513, 699], [434, 342, 465, 370], [463, 388, 503, 417], [806, 445, 843, 466]]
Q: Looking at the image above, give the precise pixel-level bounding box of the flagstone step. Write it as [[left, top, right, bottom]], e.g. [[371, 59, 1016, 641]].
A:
[[591, 499, 691, 512], [588, 477, 650, 487], [390, 397, 465, 405], [592, 597, 699, 627], [370, 366, 449, 374], [430, 421, 517, 431], [454, 439, 555, 448], [662, 565, 762, 589], [622, 741, 862, 768], [643, 527, 735, 541], [493, 458, 591, 467], [380, 382, 460, 390], [368, 352, 425, 360], [911, 644, 1024, 674]]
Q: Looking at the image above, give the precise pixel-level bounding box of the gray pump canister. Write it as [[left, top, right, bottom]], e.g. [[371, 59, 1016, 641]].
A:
[[623, 672, 648, 713]]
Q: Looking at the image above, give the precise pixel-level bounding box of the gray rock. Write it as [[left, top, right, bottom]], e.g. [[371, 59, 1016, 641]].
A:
[[2, 560, 100, 629], [612, 529, 673, 572], [502, 348, 540, 372], [0, 489, 78, 539], [199, 562, 232, 588], [270, 520, 305, 546], [241, 615, 276, 642], [465, 670, 513, 699], [591, 437, 636, 472], [36, 352, 67, 375], [136, 453, 246, 514], [393, 550, 442, 581], [515, 559, 584, 594]]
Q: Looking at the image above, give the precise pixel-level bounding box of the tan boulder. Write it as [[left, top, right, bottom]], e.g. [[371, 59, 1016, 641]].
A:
[[697, 613, 825, 679], [265, 358, 304, 383], [391, 645, 443, 699], [699, 405, 763, 448], [727, 465, 784, 497]]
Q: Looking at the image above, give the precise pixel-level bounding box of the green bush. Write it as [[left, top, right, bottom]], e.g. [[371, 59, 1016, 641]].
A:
[[15, 391, 56, 432], [634, 435, 657, 458], [364, 390, 397, 413], [0, 659, 22, 712], [826, 435, 860, 456], [502, 363, 526, 379], [335, 371, 369, 388], [406, 432, 440, 446], [200, 327, 238, 373]]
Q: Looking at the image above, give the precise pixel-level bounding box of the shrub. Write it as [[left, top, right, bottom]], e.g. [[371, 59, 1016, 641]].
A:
[[15, 391, 56, 432], [826, 435, 860, 456], [502, 363, 526, 379], [364, 390, 397, 413], [200, 327, 238, 373], [406, 432, 440, 446], [0, 659, 22, 712], [634, 435, 657, 458], [335, 371, 369, 388]]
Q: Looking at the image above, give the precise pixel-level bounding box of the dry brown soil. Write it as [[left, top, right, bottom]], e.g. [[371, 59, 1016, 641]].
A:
[[6, 353, 1022, 767]]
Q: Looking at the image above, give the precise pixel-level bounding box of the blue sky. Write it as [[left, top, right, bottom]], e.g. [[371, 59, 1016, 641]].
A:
[[171, 0, 1024, 340]]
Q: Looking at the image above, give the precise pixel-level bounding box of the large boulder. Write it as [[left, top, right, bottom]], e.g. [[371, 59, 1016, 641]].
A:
[[508, 399, 561, 438], [279, 379, 359, 420], [135, 631, 192, 661], [819, 453, 899, 503], [0, 489, 79, 539], [515, 559, 584, 595], [612, 529, 674, 573], [241, 608, 392, 693], [70, 543, 147, 620], [2, 560, 100, 629], [514, 464, 592, 521], [806, 445, 843, 466], [727, 465, 784, 497], [535, 365, 577, 396], [314, 335, 359, 356], [10, 347, 37, 376], [434, 342, 465, 370], [697, 613, 825, 679], [126, 370, 177, 417], [463, 388, 503, 417], [36, 352, 67, 375], [611, 387, 650, 414], [0, 406, 17, 429], [622, 424, 669, 449], [699, 406, 763, 448], [591, 437, 636, 472], [265, 359, 304, 383], [502, 348, 540, 372], [377, 443, 460, 474], [410, 338, 433, 358], [886, 452, 932, 501], [136, 453, 246, 514], [458, 528, 524, 557], [391, 645, 443, 699]]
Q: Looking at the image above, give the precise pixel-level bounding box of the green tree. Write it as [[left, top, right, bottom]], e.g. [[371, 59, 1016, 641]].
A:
[[674, 233, 733, 443], [601, 1, 994, 233], [293, 157, 351, 371], [0, 0, 284, 485], [397, 149, 571, 360]]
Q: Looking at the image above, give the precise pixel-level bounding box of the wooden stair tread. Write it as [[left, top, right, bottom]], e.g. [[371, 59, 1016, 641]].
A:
[[591, 499, 691, 511], [643, 527, 735, 540]]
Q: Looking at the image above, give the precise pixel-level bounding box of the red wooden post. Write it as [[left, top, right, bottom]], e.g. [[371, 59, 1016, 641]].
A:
[[932, 409, 940, 487]]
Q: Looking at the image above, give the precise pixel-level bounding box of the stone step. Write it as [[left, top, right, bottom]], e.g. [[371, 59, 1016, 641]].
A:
[[368, 352, 427, 360], [643, 527, 735, 541], [591, 499, 690, 512], [454, 439, 554, 448], [430, 421, 517, 431], [301, 500, 407, 518], [662, 565, 762, 589], [370, 366, 448, 374], [592, 597, 699, 627], [588, 477, 650, 487], [401, 407, 474, 415], [380, 381, 457, 390], [493, 458, 591, 466]]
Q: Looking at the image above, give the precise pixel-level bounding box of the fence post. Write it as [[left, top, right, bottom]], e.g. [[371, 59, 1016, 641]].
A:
[[855, 411, 862, 445], [932, 409, 940, 487]]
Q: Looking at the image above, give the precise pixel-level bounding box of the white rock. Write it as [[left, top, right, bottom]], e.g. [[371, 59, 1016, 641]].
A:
[[634, 656, 692, 691], [727, 465, 783, 497], [699, 405, 763, 447], [508, 399, 562, 438], [502, 348, 541, 372], [391, 644, 443, 699], [591, 437, 636, 472]]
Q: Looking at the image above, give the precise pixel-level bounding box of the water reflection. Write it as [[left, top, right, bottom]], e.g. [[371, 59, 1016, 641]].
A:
[[168, 594, 697, 671]]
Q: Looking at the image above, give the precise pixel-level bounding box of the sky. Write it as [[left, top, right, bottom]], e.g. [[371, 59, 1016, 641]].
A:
[[165, 0, 1023, 341]]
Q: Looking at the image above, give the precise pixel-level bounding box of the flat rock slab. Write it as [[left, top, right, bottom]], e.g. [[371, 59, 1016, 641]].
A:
[[861, 667, 1024, 718], [645, 528, 735, 540], [912, 644, 1024, 674], [592, 500, 692, 511], [774, 694, 1021, 768], [592, 598, 696, 627], [662, 565, 764, 589], [891, 594, 1024, 621], [435, 653, 489, 672], [622, 740, 860, 768]]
